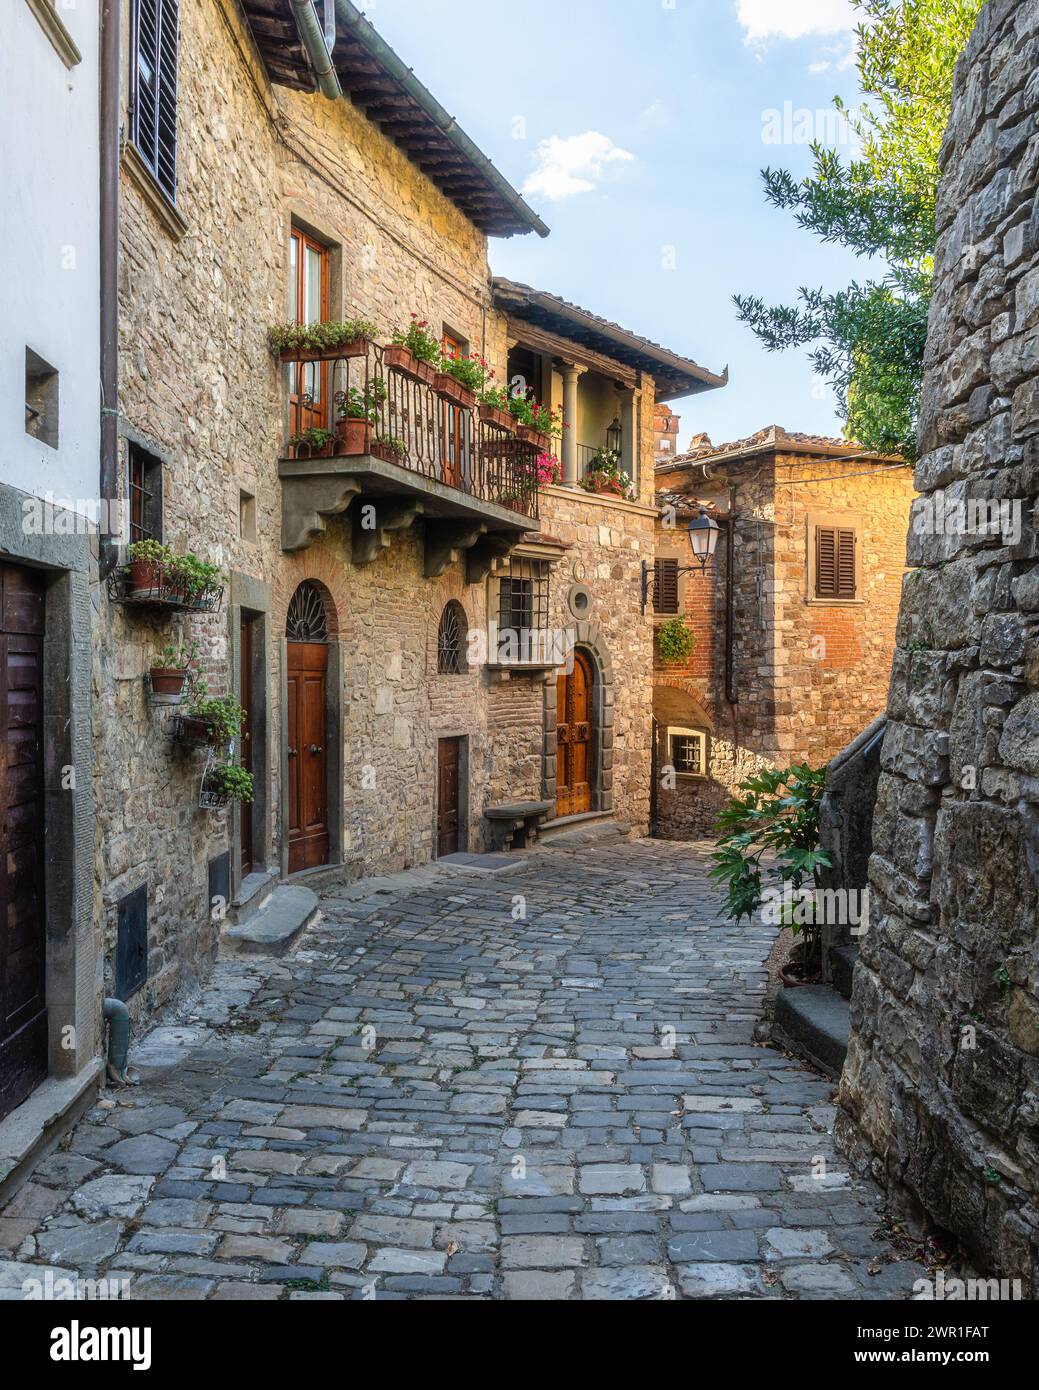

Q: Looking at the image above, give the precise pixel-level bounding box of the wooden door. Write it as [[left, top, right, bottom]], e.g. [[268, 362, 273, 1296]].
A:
[[287, 642, 328, 873], [239, 617, 254, 876], [0, 564, 47, 1120], [556, 649, 594, 818], [289, 227, 330, 433], [436, 737, 460, 857]]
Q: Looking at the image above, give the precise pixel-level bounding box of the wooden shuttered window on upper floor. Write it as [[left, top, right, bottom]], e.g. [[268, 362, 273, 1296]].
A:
[[131, 0, 180, 203], [815, 526, 857, 599], [654, 558, 680, 614]]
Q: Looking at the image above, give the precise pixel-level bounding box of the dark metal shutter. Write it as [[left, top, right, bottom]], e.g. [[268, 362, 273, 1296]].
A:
[[132, 0, 180, 202], [654, 558, 679, 614]]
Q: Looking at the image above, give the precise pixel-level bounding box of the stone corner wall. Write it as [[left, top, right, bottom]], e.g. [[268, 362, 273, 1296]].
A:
[[837, 0, 1039, 1293]]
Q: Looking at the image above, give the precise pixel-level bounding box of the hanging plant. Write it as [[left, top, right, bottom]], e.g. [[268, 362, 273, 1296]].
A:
[[656, 617, 696, 663]]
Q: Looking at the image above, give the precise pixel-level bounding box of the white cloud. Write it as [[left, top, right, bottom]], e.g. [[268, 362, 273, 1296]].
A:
[[522, 132, 635, 202], [736, 0, 857, 44]]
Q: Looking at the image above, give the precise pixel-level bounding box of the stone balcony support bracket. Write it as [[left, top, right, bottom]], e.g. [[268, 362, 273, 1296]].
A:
[[281, 473, 363, 553]]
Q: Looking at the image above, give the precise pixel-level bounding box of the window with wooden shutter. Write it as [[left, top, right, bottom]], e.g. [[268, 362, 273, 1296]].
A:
[[130, 0, 180, 203], [653, 558, 680, 614], [815, 526, 857, 599]]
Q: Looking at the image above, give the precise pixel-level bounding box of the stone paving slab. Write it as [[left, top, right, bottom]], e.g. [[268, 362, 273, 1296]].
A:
[[0, 839, 931, 1300]]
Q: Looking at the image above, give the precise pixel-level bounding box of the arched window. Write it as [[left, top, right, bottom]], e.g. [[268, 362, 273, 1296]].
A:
[[286, 581, 329, 642], [437, 601, 468, 675]]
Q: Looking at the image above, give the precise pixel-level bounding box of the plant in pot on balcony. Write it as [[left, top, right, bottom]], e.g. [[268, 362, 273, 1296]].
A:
[[508, 394, 560, 450], [478, 385, 516, 433], [709, 764, 831, 986], [176, 553, 224, 606], [126, 539, 176, 598], [336, 378, 387, 453], [268, 317, 380, 362], [580, 446, 635, 500], [372, 434, 407, 463], [385, 316, 441, 384], [435, 350, 488, 409], [289, 426, 336, 458], [149, 638, 200, 704], [200, 758, 254, 808]]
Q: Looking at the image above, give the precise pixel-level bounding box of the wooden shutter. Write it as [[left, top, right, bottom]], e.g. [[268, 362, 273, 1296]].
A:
[[654, 558, 680, 614], [815, 526, 856, 599], [132, 0, 180, 202]]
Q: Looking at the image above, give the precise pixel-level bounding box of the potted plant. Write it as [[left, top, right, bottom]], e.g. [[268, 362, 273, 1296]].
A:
[[709, 764, 831, 986], [149, 638, 200, 703], [372, 435, 407, 464], [268, 317, 379, 362], [384, 316, 441, 385], [335, 378, 387, 453], [509, 395, 560, 451], [289, 426, 336, 458], [533, 451, 562, 488], [176, 553, 224, 606], [434, 349, 487, 409], [200, 759, 254, 809], [478, 385, 516, 433], [127, 539, 175, 598], [580, 446, 635, 500], [179, 692, 246, 747]]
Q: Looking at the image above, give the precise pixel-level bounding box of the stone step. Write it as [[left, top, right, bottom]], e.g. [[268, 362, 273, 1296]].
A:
[[436, 851, 526, 874], [538, 816, 632, 850], [223, 884, 319, 956], [771, 984, 850, 1079], [830, 944, 859, 1000], [229, 869, 277, 926]]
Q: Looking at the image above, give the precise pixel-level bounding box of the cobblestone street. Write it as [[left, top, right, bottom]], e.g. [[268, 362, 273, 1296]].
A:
[[0, 839, 926, 1301]]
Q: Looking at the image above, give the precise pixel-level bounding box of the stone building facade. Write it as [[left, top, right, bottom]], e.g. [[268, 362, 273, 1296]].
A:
[[97, 0, 724, 1028], [837, 0, 1039, 1292], [651, 428, 915, 837], [0, 0, 100, 1158]]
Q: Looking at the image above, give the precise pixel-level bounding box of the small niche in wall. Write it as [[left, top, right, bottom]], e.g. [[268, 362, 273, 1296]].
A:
[[115, 883, 148, 1000], [25, 347, 59, 449], [239, 490, 257, 542]]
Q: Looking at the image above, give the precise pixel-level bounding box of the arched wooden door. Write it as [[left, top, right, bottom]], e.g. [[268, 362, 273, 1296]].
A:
[[286, 584, 330, 873], [556, 649, 594, 817]]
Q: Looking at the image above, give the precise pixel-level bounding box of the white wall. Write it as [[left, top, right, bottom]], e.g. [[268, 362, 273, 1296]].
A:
[[0, 0, 99, 521]]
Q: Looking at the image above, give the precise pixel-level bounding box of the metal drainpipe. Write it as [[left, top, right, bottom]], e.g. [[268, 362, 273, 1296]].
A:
[[289, 0, 343, 100], [725, 484, 737, 707], [98, 0, 120, 580], [103, 998, 131, 1084]]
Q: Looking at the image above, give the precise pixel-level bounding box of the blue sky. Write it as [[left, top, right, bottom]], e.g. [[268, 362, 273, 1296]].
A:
[[366, 0, 869, 449]]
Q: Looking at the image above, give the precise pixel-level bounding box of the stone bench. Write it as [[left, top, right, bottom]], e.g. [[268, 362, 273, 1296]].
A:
[[484, 800, 554, 850]]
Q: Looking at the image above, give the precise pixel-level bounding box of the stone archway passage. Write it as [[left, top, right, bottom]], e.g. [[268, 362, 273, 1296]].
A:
[[556, 649, 595, 817]]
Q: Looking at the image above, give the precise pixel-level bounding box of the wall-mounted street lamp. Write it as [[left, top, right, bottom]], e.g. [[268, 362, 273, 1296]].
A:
[[641, 509, 721, 614], [606, 417, 622, 455]]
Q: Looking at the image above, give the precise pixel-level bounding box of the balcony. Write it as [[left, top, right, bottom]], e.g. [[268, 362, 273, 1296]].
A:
[[278, 343, 542, 580]]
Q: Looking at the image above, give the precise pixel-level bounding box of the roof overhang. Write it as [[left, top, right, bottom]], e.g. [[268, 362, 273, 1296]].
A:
[[493, 279, 727, 400], [237, 0, 549, 240]]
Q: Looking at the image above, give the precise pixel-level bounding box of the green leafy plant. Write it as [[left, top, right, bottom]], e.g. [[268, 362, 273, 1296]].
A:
[[338, 379, 387, 423], [709, 764, 832, 972], [506, 394, 561, 436], [439, 349, 490, 394], [581, 447, 635, 500], [656, 617, 696, 663], [204, 759, 254, 804], [186, 694, 246, 744], [994, 965, 1012, 989], [289, 426, 336, 452], [268, 317, 379, 356], [176, 553, 223, 597], [128, 539, 173, 565], [373, 435, 407, 459], [479, 385, 512, 411], [155, 638, 200, 671], [390, 315, 442, 364]]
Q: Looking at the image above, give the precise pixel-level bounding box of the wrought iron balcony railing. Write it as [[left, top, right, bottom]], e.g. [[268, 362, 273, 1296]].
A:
[[283, 341, 541, 521]]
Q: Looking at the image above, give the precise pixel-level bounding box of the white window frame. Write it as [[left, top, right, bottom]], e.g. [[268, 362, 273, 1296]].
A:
[[667, 726, 707, 780]]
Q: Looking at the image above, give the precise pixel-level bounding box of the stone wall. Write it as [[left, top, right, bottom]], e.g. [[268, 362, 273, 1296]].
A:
[[837, 0, 1039, 1293], [102, 0, 657, 1021], [654, 451, 913, 837]]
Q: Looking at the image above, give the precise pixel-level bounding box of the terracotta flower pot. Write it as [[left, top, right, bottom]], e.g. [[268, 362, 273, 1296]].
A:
[[433, 374, 477, 410], [384, 346, 437, 385], [178, 715, 216, 746], [336, 416, 371, 455], [149, 668, 188, 700], [479, 404, 515, 433], [516, 426, 550, 451], [128, 557, 166, 596], [279, 337, 369, 363]]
